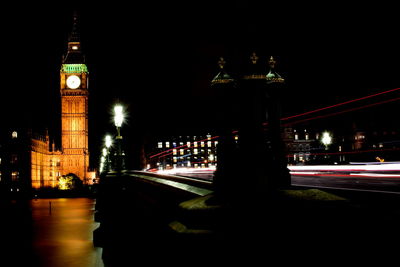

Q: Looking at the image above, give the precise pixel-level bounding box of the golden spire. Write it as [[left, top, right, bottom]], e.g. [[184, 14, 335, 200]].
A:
[[250, 52, 259, 64], [218, 57, 226, 69]]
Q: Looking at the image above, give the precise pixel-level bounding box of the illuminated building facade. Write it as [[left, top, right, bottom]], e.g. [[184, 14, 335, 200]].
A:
[[30, 132, 62, 189], [59, 13, 90, 183], [147, 134, 222, 170], [0, 129, 62, 193], [0, 13, 95, 193], [284, 127, 319, 164]]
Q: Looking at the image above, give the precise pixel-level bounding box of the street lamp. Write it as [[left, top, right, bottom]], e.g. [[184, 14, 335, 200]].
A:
[[320, 131, 332, 163], [114, 104, 124, 171], [104, 135, 113, 172], [105, 135, 113, 149], [321, 131, 332, 149], [114, 105, 124, 133], [99, 156, 105, 173]]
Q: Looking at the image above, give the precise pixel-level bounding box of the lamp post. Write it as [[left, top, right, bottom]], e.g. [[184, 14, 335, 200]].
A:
[[114, 105, 124, 172], [99, 155, 105, 174], [321, 131, 332, 150], [321, 131, 332, 163], [104, 135, 112, 172]]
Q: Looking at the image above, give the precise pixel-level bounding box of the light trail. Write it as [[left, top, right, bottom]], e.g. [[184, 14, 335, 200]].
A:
[[286, 147, 400, 158], [282, 96, 400, 127], [290, 172, 400, 178], [288, 163, 400, 172], [149, 87, 400, 160], [281, 87, 400, 121], [156, 166, 216, 176]]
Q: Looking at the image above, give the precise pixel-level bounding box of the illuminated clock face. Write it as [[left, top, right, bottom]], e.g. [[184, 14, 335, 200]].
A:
[[66, 75, 81, 89]]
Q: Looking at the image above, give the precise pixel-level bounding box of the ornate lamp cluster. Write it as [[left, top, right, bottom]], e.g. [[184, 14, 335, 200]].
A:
[[99, 105, 125, 174], [213, 53, 284, 84]]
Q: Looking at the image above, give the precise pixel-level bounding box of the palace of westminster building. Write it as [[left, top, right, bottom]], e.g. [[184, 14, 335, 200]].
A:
[[0, 14, 96, 193]]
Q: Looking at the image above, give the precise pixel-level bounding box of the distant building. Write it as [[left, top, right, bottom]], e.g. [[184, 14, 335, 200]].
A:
[[0, 129, 61, 193], [284, 127, 317, 164], [147, 133, 230, 170]]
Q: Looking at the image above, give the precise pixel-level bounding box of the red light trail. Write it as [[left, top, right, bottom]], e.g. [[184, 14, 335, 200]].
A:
[[286, 147, 400, 158], [149, 87, 400, 159], [282, 96, 400, 127], [280, 87, 400, 121]]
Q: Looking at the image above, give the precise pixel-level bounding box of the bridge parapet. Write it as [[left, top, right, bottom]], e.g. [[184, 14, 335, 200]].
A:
[[93, 170, 223, 261]]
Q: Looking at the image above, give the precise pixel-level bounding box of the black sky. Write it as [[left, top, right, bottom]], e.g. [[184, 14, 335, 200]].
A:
[[2, 2, 400, 167]]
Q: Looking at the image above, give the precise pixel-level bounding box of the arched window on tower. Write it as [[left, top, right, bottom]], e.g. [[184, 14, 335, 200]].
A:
[[12, 131, 18, 139]]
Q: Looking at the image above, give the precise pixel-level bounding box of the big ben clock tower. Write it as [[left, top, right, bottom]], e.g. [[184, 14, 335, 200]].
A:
[[60, 13, 89, 182]]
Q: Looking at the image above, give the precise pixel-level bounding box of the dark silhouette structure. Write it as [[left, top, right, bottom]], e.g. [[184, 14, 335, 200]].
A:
[[212, 54, 290, 204]]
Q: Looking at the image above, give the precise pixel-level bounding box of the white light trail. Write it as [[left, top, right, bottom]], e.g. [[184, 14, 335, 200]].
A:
[[288, 163, 400, 172]]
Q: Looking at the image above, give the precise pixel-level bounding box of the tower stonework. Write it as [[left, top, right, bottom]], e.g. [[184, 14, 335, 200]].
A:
[[60, 13, 90, 183]]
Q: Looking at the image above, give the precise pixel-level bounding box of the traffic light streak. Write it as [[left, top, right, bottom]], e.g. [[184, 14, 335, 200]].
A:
[[286, 147, 400, 158], [281, 87, 400, 121], [282, 96, 400, 127], [150, 87, 400, 159]]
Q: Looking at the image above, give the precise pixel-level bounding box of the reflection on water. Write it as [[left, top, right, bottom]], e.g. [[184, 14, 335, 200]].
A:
[[0, 198, 104, 267], [31, 198, 104, 267]]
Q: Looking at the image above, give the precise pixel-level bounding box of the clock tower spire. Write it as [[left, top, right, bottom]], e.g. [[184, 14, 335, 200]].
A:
[[60, 11, 90, 183]]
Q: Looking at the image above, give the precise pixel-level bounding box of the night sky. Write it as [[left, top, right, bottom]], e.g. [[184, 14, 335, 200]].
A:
[[2, 3, 400, 167]]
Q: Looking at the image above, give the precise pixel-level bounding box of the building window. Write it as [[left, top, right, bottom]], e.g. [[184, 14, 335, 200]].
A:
[[305, 133, 309, 140], [201, 142, 205, 147], [295, 134, 299, 140], [186, 142, 191, 148], [194, 149, 198, 155], [180, 149, 184, 155], [12, 131, 18, 139], [158, 142, 163, 148], [11, 171, 19, 181], [209, 154, 215, 161], [207, 141, 212, 147], [165, 142, 170, 148], [173, 149, 177, 155], [194, 142, 198, 147]]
